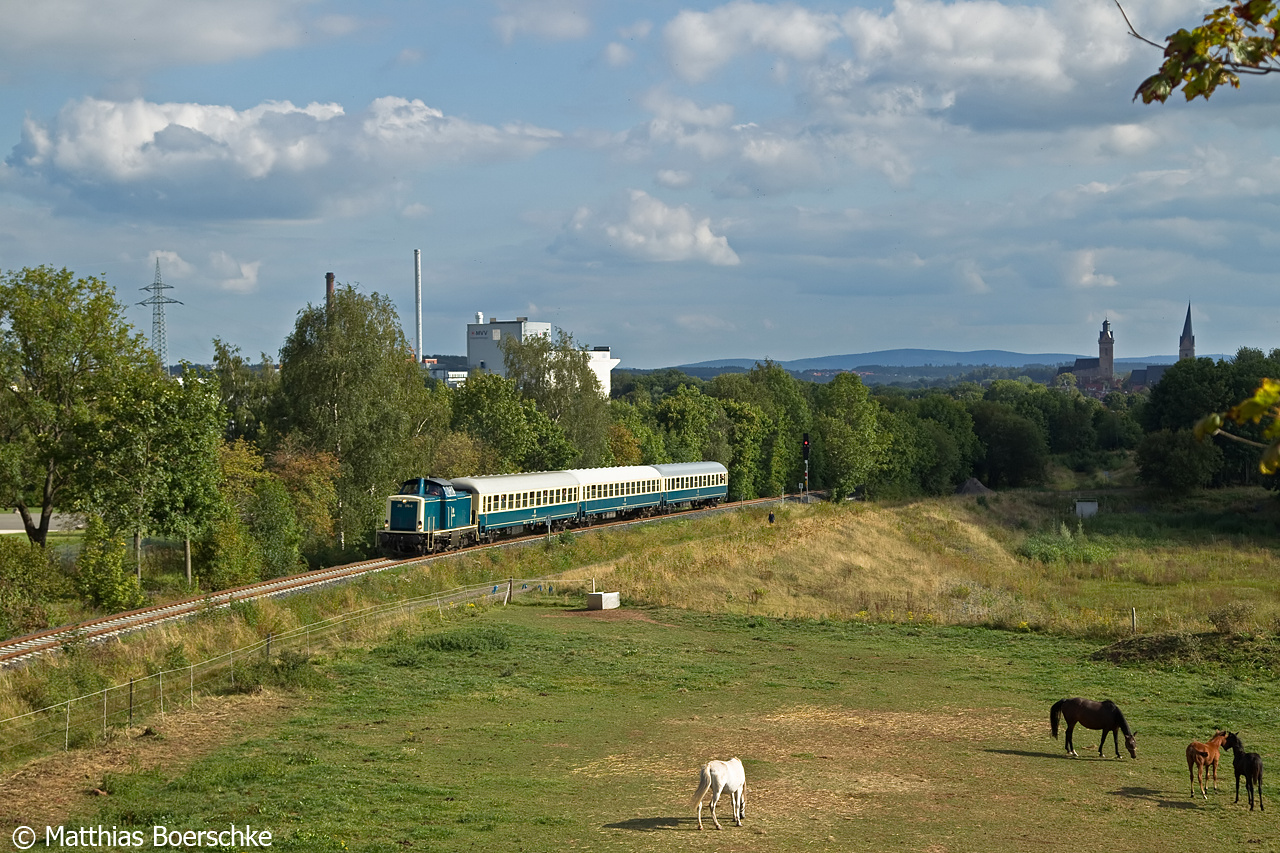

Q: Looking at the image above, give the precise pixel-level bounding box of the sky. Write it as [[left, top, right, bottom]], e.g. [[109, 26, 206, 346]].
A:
[[0, 0, 1275, 369]]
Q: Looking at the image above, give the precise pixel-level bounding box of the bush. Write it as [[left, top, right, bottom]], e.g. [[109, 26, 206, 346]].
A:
[[75, 515, 146, 613], [195, 515, 264, 591], [1017, 521, 1115, 564], [0, 535, 62, 638], [227, 650, 325, 693], [1207, 601, 1256, 634]]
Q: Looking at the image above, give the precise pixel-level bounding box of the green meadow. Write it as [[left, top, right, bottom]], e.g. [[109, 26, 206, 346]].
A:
[[52, 600, 1280, 853]]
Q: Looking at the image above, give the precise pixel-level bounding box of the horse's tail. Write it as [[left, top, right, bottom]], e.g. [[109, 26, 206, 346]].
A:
[[689, 763, 712, 807], [1050, 699, 1064, 739]]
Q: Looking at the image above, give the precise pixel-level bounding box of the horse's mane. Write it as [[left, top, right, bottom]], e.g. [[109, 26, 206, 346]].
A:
[[1104, 700, 1133, 736]]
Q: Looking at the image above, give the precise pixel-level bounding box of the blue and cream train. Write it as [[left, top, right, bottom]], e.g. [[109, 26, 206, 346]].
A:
[[379, 461, 728, 555]]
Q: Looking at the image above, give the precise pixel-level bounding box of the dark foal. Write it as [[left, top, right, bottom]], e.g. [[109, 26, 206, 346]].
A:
[[1223, 732, 1264, 811]]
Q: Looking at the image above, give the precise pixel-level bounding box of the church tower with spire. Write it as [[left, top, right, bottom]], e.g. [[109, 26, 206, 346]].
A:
[[1179, 303, 1195, 361], [1098, 319, 1114, 379]]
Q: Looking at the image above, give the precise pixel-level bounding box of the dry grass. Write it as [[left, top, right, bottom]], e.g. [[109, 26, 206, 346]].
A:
[[562, 493, 1280, 639]]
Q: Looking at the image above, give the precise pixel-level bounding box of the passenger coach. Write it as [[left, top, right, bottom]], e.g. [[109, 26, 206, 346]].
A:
[[451, 470, 581, 542], [380, 461, 729, 556]]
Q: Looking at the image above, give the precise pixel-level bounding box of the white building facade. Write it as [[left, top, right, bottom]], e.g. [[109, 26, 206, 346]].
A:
[[466, 313, 619, 397]]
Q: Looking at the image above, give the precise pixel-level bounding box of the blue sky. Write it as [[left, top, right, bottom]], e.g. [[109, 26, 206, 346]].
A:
[[0, 0, 1274, 369]]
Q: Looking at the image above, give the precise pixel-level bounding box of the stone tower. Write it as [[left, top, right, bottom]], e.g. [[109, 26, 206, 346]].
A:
[[1098, 319, 1114, 379], [1179, 303, 1195, 361]]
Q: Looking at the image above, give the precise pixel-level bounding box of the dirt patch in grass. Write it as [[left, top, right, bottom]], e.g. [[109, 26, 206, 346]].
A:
[[578, 704, 1041, 826], [0, 690, 298, 833], [541, 608, 667, 624]]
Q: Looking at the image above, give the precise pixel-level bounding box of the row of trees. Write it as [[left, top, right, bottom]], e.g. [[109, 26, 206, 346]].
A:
[[0, 264, 1270, 638]]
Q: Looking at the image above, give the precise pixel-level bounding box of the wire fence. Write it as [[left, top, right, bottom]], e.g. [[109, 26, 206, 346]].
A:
[[0, 576, 586, 766]]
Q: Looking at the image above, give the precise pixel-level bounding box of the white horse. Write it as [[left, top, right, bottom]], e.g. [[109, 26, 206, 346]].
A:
[[689, 757, 746, 830]]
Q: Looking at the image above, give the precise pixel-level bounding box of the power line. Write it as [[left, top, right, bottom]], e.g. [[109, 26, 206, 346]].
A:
[[138, 259, 182, 375]]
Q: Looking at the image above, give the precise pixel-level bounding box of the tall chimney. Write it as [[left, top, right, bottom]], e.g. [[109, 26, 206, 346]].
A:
[[325, 272, 335, 310], [414, 249, 423, 363]]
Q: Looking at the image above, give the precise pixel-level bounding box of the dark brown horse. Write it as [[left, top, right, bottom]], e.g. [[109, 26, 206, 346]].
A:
[[1050, 698, 1136, 759], [1224, 732, 1264, 811], [1187, 731, 1228, 798]]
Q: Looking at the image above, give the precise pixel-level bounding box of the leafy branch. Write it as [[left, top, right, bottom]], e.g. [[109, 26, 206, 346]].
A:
[[1195, 378, 1280, 473], [1120, 0, 1280, 103]]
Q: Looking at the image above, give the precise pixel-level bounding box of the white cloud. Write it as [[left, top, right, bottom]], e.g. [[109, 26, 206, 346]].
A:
[[209, 251, 261, 293], [147, 250, 194, 279], [0, 0, 357, 77], [844, 0, 1070, 91], [1070, 250, 1119, 288], [555, 189, 740, 266], [664, 0, 842, 82], [956, 259, 990, 294], [5, 96, 560, 220], [604, 43, 635, 67], [656, 169, 694, 188], [493, 0, 591, 44]]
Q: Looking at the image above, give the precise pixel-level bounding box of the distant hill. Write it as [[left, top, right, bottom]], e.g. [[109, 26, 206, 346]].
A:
[[678, 349, 1184, 371]]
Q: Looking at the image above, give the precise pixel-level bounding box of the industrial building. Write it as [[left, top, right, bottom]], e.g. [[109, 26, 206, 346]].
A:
[[462, 313, 619, 396]]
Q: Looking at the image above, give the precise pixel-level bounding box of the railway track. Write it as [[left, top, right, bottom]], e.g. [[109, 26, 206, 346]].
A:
[[0, 494, 788, 668], [0, 555, 419, 668]]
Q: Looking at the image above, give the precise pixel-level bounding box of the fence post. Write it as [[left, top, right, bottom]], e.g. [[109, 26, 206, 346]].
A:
[[266, 633, 272, 659], [1131, 607, 1137, 634], [189, 664, 195, 709], [129, 678, 134, 728], [504, 579, 512, 606], [230, 649, 235, 690], [103, 689, 107, 742], [65, 701, 70, 751], [159, 670, 164, 715]]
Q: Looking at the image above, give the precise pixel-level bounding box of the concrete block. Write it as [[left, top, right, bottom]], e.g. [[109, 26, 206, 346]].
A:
[[587, 591, 620, 610]]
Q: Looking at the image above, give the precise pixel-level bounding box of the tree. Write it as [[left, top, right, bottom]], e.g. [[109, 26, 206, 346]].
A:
[[969, 401, 1049, 488], [279, 285, 427, 551], [212, 339, 279, 444], [268, 435, 338, 565], [78, 367, 225, 581], [0, 267, 154, 546], [501, 329, 612, 467], [811, 373, 887, 500], [655, 384, 724, 464], [1124, 1, 1280, 103], [450, 371, 535, 472], [1138, 428, 1224, 491]]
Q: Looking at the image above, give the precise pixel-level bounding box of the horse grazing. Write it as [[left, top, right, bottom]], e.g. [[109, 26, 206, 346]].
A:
[[1049, 698, 1137, 759], [689, 757, 745, 830], [1186, 731, 1228, 799], [1224, 732, 1264, 811]]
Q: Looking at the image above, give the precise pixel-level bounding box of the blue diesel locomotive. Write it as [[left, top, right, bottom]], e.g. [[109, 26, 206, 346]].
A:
[[379, 461, 728, 555]]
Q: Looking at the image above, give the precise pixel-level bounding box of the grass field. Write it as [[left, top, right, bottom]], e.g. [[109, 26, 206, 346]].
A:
[[7, 487, 1280, 851], [31, 598, 1280, 853]]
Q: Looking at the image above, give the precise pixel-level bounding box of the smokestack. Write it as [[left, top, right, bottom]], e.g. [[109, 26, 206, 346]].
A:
[[325, 272, 335, 310], [414, 249, 422, 363]]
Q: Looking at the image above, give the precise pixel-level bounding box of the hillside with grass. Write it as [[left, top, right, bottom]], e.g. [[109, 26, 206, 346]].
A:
[[6, 486, 1280, 851]]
